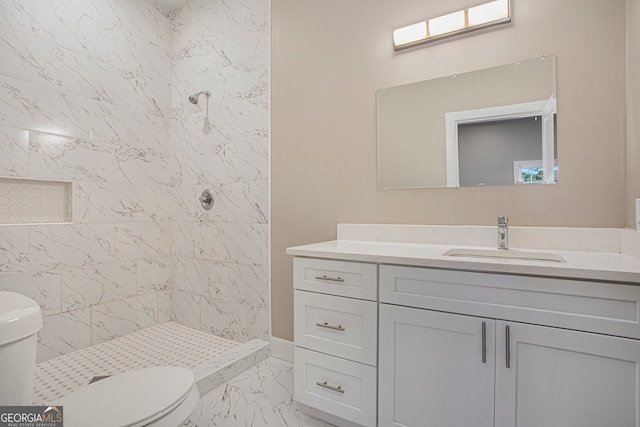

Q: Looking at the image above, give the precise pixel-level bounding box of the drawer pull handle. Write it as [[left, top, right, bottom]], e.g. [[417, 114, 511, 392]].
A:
[[316, 381, 345, 393], [316, 322, 345, 332], [315, 275, 345, 283]]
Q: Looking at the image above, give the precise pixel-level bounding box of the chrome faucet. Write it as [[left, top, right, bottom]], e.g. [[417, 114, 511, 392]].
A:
[[498, 216, 508, 250]]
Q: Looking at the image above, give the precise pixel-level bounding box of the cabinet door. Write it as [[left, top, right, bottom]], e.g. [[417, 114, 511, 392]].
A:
[[378, 304, 495, 427], [495, 321, 640, 427]]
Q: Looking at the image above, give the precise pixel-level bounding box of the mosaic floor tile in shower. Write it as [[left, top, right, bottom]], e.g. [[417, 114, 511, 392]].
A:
[[33, 322, 241, 403]]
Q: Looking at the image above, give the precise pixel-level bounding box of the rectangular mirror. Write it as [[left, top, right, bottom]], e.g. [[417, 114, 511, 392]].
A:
[[376, 56, 557, 190]]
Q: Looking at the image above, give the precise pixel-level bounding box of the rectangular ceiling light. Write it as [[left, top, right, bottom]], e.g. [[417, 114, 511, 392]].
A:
[[393, 0, 511, 51]]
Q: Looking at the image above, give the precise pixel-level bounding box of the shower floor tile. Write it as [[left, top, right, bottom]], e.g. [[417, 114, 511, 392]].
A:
[[33, 321, 241, 403]]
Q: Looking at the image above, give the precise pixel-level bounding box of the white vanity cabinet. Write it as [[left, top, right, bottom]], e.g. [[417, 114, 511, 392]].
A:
[[293, 257, 378, 427], [379, 265, 640, 427], [378, 304, 496, 427]]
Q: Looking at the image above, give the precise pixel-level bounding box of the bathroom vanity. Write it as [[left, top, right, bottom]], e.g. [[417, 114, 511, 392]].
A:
[[287, 225, 640, 427]]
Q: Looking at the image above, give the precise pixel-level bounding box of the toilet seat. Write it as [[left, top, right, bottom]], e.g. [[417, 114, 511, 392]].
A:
[[54, 366, 199, 427]]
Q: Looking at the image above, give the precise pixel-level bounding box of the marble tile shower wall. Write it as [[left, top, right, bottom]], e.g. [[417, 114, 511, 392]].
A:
[[0, 0, 174, 362], [168, 0, 270, 343]]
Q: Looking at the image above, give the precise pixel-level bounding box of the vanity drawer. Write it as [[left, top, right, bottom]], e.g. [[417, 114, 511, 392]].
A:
[[380, 265, 640, 339], [294, 257, 377, 301], [294, 347, 377, 427], [294, 290, 377, 366]]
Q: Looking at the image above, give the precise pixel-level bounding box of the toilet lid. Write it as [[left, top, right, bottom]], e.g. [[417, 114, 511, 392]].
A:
[[55, 366, 195, 427]]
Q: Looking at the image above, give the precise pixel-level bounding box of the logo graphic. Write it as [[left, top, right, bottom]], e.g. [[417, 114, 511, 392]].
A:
[[0, 406, 63, 427]]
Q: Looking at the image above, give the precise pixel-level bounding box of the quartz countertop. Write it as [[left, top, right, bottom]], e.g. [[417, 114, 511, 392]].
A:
[[286, 240, 640, 284]]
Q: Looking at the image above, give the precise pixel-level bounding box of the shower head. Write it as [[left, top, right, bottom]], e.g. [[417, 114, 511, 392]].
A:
[[188, 90, 211, 105]]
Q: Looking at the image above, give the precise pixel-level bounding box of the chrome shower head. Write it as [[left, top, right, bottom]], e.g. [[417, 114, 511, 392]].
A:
[[188, 90, 211, 105]]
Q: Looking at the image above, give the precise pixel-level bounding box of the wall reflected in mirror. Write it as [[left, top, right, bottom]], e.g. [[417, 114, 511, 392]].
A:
[[376, 56, 557, 190]]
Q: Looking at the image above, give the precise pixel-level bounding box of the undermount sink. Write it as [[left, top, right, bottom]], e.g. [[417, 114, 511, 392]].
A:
[[443, 248, 566, 263]]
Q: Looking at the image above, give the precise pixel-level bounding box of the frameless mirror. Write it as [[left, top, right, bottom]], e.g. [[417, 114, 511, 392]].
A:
[[376, 56, 557, 190]]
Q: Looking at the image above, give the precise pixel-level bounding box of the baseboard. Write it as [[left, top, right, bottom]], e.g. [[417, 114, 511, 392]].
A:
[[270, 336, 294, 363]]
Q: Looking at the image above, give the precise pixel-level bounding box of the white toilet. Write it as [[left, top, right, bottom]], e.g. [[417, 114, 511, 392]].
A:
[[53, 366, 200, 427], [0, 292, 200, 426], [0, 292, 43, 405]]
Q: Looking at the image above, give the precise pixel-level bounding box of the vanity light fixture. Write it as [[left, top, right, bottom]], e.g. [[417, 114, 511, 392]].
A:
[[393, 0, 511, 51]]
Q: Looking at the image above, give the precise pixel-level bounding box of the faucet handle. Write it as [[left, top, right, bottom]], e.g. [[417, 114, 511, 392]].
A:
[[498, 216, 509, 225]]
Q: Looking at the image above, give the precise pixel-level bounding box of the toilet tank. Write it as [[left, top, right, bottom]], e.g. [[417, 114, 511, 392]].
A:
[[0, 292, 43, 405]]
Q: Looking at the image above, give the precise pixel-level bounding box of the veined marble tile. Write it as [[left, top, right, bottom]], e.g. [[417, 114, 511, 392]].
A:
[[73, 182, 91, 223], [192, 339, 270, 395], [90, 102, 170, 150], [0, 125, 29, 177], [115, 146, 173, 186], [161, 186, 201, 222], [90, 102, 137, 145], [29, 224, 115, 272], [135, 70, 171, 119], [0, 26, 63, 92], [172, 0, 242, 41], [115, 222, 170, 260], [0, 75, 92, 139], [210, 97, 269, 140], [174, 138, 268, 186], [171, 222, 216, 259], [91, 292, 159, 345], [61, 261, 137, 311], [158, 289, 170, 323], [29, 132, 128, 183], [228, 263, 268, 309], [137, 256, 171, 293], [248, 307, 270, 341], [201, 297, 249, 342], [208, 181, 268, 224], [170, 62, 225, 114], [0, 25, 136, 108], [116, 0, 161, 42], [37, 308, 91, 363], [213, 25, 262, 65], [242, 0, 270, 23], [218, 60, 269, 104], [170, 289, 201, 330], [185, 358, 329, 427], [86, 182, 157, 222], [0, 225, 29, 275], [0, 271, 61, 315], [172, 54, 267, 119], [171, 256, 229, 299], [169, 112, 219, 154], [31, 0, 118, 65], [58, 47, 138, 108], [216, 223, 269, 266], [116, 0, 172, 83], [0, 0, 31, 33]]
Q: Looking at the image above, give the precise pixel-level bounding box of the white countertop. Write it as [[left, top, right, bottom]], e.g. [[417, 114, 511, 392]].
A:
[[286, 240, 640, 284]]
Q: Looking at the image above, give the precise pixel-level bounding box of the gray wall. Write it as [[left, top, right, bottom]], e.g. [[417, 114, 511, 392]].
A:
[[458, 117, 543, 186]]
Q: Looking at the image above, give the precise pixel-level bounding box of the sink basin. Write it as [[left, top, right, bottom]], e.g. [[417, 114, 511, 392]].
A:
[[443, 248, 566, 263]]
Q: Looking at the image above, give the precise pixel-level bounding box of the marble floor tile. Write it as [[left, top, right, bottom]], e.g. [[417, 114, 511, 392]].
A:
[[184, 358, 331, 427]]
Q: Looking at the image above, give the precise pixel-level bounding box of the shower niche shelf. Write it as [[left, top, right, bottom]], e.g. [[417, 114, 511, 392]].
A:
[[0, 177, 73, 225]]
